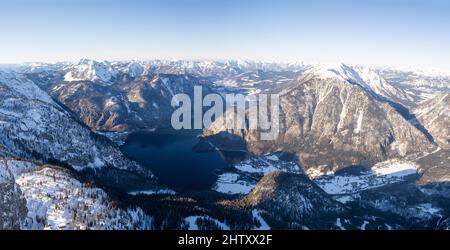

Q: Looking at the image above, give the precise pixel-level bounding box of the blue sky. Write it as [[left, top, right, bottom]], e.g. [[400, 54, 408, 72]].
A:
[[1, 0, 449, 70]]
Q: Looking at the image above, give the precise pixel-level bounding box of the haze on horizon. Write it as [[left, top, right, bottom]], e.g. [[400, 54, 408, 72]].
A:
[[1, 0, 450, 72]]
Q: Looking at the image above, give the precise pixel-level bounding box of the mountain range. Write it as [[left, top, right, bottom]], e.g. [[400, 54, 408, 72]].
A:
[[0, 59, 449, 229]]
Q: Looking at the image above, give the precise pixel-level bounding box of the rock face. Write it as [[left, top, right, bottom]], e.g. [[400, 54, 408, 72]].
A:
[[0, 160, 28, 229], [205, 66, 436, 173], [377, 68, 450, 105], [414, 94, 450, 149]]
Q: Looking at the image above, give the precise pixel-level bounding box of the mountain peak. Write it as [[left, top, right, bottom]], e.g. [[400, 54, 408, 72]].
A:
[[64, 59, 118, 83]]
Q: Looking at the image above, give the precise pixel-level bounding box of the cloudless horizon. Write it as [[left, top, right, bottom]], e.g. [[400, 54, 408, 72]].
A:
[[1, 0, 450, 71]]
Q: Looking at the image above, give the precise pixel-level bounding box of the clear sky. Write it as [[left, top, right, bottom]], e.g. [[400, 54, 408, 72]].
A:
[[1, 0, 449, 70]]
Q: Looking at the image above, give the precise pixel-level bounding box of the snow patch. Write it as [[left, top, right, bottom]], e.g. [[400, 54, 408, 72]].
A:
[[252, 210, 271, 230], [128, 188, 176, 196], [213, 173, 254, 195]]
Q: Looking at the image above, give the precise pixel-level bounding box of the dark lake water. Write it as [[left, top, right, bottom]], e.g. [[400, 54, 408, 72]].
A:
[[120, 129, 237, 191]]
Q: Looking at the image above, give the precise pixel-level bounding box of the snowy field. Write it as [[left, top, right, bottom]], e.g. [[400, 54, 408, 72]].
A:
[[314, 160, 419, 195], [212, 153, 301, 195], [213, 173, 255, 194]]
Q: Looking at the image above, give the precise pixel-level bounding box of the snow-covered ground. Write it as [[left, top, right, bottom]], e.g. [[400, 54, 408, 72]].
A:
[[63, 59, 118, 83], [96, 131, 130, 146], [252, 210, 271, 230], [334, 195, 358, 204], [368, 198, 443, 221], [128, 188, 176, 196], [405, 203, 442, 219], [4, 160, 153, 230], [235, 154, 300, 174], [0, 71, 54, 104], [18, 167, 153, 230], [359, 220, 370, 230], [213, 173, 255, 195], [212, 153, 301, 195], [235, 163, 278, 174], [184, 216, 230, 230], [314, 160, 419, 196]]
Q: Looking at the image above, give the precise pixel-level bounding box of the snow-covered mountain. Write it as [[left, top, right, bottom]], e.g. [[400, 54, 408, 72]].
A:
[[229, 171, 400, 230], [208, 148, 447, 229], [304, 64, 416, 107], [0, 70, 164, 229], [21, 60, 306, 132], [205, 66, 437, 172], [63, 59, 119, 84], [1, 59, 448, 230], [0, 70, 164, 193], [23, 59, 306, 80], [1, 158, 153, 229], [21, 59, 449, 106], [29, 71, 208, 132]]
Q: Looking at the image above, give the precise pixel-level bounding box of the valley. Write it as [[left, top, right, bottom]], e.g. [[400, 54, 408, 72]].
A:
[[0, 60, 449, 230], [120, 129, 228, 191]]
